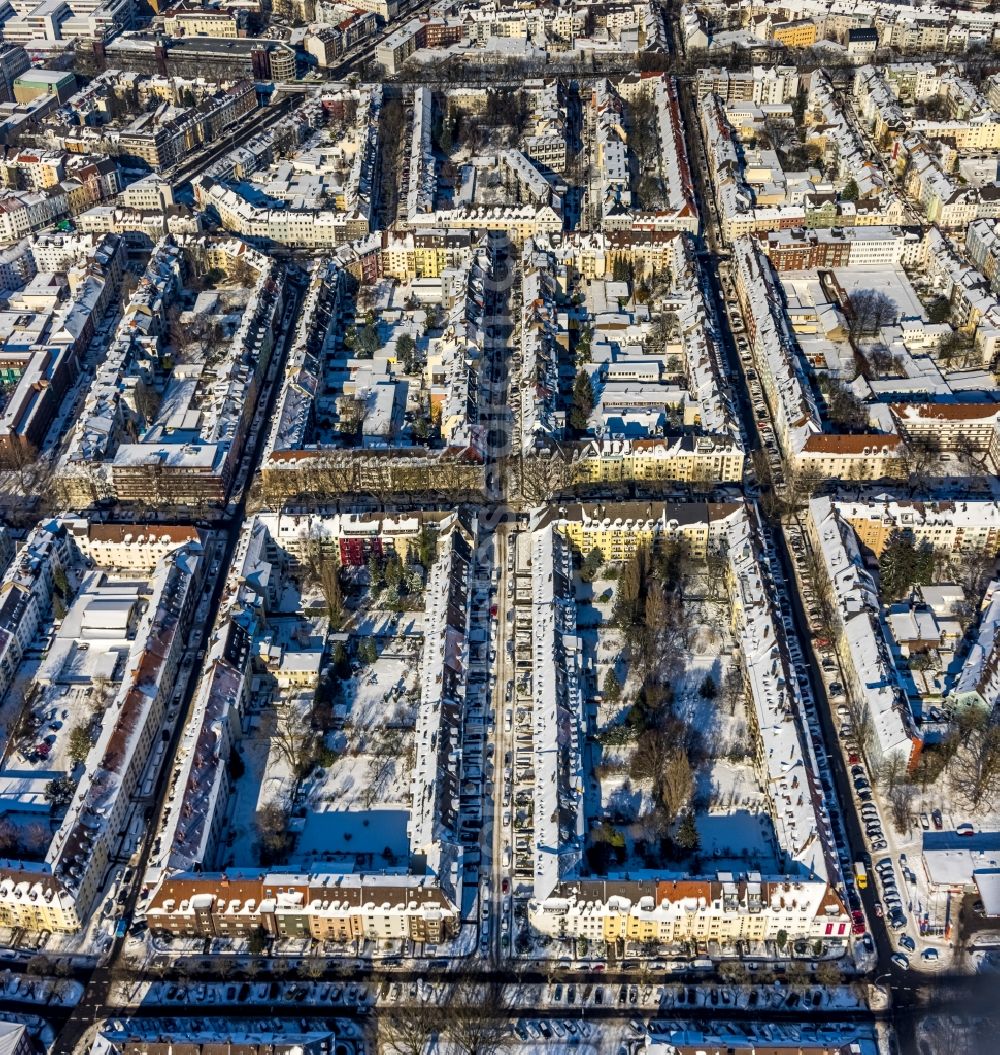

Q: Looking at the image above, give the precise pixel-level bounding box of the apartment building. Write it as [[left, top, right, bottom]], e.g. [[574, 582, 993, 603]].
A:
[[0, 46, 30, 104], [570, 436, 744, 486], [529, 504, 848, 948], [771, 18, 817, 48], [0, 518, 204, 933], [923, 226, 1000, 363], [259, 509, 451, 569], [694, 65, 799, 106], [0, 153, 119, 244], [56, 235, 283, 508], [539, 500, 738, 563], [192, 86, 381, 251], [966, 218, 1000, 296], [890, 402, 1000, 464], [93, 1027, 336, 1055], [642, 1024, 877, 1055], [145, 873, 457, 943], [0, 231, 123, 463], [376, 16, 464, 75], [261, 250, 488, 503], [117, 80, 256, 169], [732, 235, 907, 482], [762, 225, 923, 271], [160, 5, 248, 38], [305, 12, 378, 68], [142, 512, 473, 944], [810, 496, 1000, 773], [380, 229, 475, 281], [105, 34, 296, 81]]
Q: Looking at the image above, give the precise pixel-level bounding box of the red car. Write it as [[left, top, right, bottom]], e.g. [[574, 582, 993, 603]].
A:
[[501, 878, 509, 894], [848, 753, 860, 765], [852, 920, 866, 935]]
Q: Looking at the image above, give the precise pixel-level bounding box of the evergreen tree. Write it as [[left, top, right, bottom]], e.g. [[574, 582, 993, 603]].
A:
[[603, 668, 622, 703], [675, 810, 700, 852], [570, 370, 595, 431], [879, 531, 936, 600], [396, 332, 416, 373], [580, 546, 605, 583]]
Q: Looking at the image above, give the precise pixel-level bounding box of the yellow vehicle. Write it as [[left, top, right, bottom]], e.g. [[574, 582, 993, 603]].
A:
[[854, 861, 868, 889]]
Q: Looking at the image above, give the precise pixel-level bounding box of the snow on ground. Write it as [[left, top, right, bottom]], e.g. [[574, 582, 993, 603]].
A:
[[315, 653, 418, 815], [0, 972, 83, 1005], [219, 606, 422, 869], [579, 564, 766, 875], [336, 654, 418, 734], [353, 609, 425, 638], [225, 730, 273, 866], [868, 777, 1000, 970], [695, 807, 781, 874], [293, 808, 410, 867]]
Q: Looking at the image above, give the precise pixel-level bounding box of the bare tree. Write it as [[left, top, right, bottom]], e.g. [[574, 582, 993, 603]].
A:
[[269, 699, 312, 782], [255, 797, 292, 861], [340, 394, 366, 439], [0, 818, 18, 854], [705, 551, 727, 600], [0, 440, 51, 501], [318, 561, 344, 626], [371, 1000, 440, 1055], [847, 289, 897, 340], [301, 530, 345, 627], [118, 268, 139, 309], [364, 732, 397, 808], [949, 718, 1000, 812], [878, 752, 906, 792], [227, 254, 259, 289], [815, 960, 842, 986], [514, 448, 570, 502], [899, 432, 940, 494], [888, 782, 915, 834], [443, 978, 513, 1055], [718, 960, 748, 985], [955, 434, 987, 477], [785, 959, 810, 989], [784, 463, 824, 514], [854, 703, 878, 764], [631, 729, 694, 821], [21, 822, 49, 855], [135, 381, 162, 426], [629, 728, 672, 785], [721, 666, 743, 718], [661, 750, 694, 820]]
